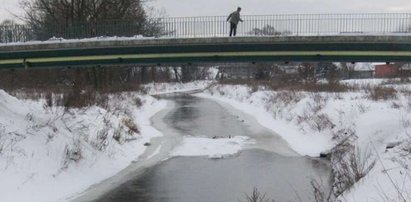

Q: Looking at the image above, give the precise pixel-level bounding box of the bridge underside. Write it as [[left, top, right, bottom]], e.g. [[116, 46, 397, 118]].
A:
[[1, 36, 411, 69]]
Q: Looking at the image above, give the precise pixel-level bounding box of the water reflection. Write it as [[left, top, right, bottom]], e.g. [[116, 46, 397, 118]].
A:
[[99, 150, 331, 202], [163, 95, 249, 138]]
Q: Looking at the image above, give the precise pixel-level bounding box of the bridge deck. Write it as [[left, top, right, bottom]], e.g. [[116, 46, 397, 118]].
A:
[[1, 36, 411, 69]]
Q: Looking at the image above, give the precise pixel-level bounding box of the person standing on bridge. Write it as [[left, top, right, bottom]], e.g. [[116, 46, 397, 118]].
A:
[[227, 7, 243, 37]]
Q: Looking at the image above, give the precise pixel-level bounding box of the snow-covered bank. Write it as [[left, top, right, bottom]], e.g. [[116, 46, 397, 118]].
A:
[[0, 90, 166, 202], [0, 81, 224, 202], [196, 88, 334, 157], [143, 80, 213, 95], [198, 81, 411, 201]]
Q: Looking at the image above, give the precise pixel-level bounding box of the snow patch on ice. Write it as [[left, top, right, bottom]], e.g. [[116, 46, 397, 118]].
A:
[[171, 136, 254, 159], [146, 145, 162, 160]]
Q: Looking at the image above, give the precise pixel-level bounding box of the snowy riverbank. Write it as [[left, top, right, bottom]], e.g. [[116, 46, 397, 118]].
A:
[[0, 81, 225, 202], [3, 79, 410, 201], [197, 80, 411, 201], [0, 90, 167, 202]]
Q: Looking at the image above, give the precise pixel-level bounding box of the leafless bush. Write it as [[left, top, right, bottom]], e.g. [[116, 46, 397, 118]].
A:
[[0, 125, 18, 155], [311, 179, 334, 202], [62, 141, 82, 169], [250, 85, 259, 93], [94, 127, 109, 151], [63, 90, 109, 109], [347, 148, 375, 181], [391, 102, 401, 109], [332, 128, 356, 141], [122, 117, 139, 134], [44, 92, 53, 107], [296, 95, 335, 132], [278, 91, 302, 104], [9, 88, 110, 109], [367, 86, 397, 101], [218, 79, 352, 93], [299, 82, 352, 92], [113, 128, 122, 143], [401, 145, 411, 155], [310, 114, 335, 132], [356, 103, 368, 113], [240, 188, 275, 202], [331, 142, 376, 196], [1, 66, 145, 109], [135, 97, 143, 107], [381, 78, 411, 85], [266, 91, 303, 108]]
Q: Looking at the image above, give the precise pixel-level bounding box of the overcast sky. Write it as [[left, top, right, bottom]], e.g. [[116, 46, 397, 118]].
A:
[[149, 0, 411, 17], [2, 0, 411, 21]]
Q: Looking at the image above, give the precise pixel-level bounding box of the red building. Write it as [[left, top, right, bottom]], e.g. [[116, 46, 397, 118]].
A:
[[375, 64, 399, 78]]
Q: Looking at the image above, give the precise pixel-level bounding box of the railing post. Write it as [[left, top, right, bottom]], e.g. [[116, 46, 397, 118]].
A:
[[296, 15, 299, 36]]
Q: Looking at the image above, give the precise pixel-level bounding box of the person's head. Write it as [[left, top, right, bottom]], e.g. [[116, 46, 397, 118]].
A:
[[237, 7, 241, 12]]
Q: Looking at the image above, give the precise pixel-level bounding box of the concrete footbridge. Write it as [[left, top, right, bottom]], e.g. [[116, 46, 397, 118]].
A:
[[1, 35, 411, 69]]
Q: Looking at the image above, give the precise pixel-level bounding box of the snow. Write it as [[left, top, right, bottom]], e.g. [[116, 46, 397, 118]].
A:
[[197, 80, 411, 201], [196, 87, 335, 156], [353, 63, 376, 71], [171, 136, 254, 159], [146, 145, 162, 160], [340, 155, 411, 202], [143, 80, 213, 95], [1, 78, 411, 201], [0, 90, 167, 202], [0, 36, 148, 46], [3, 33, 411, 46], [0, 81, 218, 202]]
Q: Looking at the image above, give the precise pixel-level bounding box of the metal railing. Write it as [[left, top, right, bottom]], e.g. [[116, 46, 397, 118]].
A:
[[162, 13, 411, 37], [1, 13, 411, 43]]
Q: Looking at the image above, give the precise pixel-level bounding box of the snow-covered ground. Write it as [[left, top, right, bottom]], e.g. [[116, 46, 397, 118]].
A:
[[198, 80, 411, 201], [0, 81, 234, 202], [2, 79, 411, 201], [143, 80, 213, 95], [0, 90, 167, 202]]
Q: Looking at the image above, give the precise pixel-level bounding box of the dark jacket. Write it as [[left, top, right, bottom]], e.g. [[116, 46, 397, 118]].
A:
[[227, 11, 243, 25]]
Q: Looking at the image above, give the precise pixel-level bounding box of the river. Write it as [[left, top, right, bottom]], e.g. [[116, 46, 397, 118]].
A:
[[92, 94, 332, 202]]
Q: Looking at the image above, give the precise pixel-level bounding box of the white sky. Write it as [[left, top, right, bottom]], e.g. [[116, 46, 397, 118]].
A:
[[148, 0, 411, 17], [2, 0, 411, 21], [0, 0, 23, 21]]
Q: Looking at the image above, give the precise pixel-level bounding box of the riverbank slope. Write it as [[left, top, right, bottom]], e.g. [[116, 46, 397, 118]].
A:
[[197, 79, 411, 201]]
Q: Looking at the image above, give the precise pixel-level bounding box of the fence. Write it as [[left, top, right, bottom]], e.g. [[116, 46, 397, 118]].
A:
[[1, 13, 411, 43]]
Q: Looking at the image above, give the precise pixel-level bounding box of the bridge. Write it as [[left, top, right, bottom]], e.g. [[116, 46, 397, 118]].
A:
[[1, 13, 411, 69]]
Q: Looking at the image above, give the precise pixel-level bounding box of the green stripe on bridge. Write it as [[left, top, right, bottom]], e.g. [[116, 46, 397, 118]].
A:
[[2, 36, 411, 69]]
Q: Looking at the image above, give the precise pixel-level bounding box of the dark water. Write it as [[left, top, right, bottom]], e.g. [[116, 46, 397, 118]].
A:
[[162, 95, 250, 138], [96, 95, 331, 202]]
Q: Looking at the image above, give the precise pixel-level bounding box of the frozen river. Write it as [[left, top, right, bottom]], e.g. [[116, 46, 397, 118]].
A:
[[95, 95, 332, 202]]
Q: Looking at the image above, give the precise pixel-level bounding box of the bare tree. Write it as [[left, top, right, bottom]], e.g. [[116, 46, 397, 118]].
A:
[[0, 20, 33, 43], [20, 0, 163, 39], [298, 63, 316, 83], [249, 25, 292, 36]]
